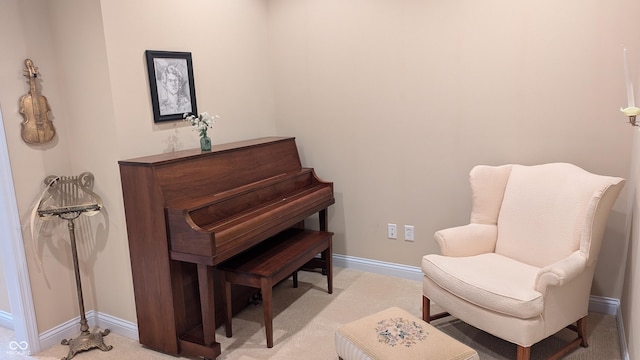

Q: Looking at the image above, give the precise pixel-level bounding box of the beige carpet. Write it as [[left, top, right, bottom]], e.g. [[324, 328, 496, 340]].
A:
[[2, 267, 621, 359]]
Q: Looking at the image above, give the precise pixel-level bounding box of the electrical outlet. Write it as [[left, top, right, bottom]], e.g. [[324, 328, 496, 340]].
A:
[[404, 225, 414, 241], [387, 224, 397, 239]]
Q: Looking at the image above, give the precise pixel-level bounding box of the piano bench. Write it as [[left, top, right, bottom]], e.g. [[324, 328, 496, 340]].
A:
[[218, 228, 333, 348]]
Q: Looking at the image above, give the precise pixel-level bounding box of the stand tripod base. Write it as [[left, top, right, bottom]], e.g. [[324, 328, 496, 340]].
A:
[[61, 328, 112, 360]]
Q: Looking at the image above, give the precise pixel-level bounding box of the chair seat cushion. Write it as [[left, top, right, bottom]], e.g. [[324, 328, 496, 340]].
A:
[[422, 253, 543, 319]]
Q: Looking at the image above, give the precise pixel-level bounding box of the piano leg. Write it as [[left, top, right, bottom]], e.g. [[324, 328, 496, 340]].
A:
[[319, 208, 330, 275], [224, 280, 233, 338], [197, 264, 216, 347], [319, 208, 328, 231]]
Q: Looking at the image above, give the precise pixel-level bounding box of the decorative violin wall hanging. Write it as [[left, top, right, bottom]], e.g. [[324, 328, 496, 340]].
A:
[[19, 59, 56, 144]]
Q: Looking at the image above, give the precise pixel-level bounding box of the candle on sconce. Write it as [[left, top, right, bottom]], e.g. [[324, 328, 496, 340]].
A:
[[621, 48, 640, 125], [624, 47, 636, 108]]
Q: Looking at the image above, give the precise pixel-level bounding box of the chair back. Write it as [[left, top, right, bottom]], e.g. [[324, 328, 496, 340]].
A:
[[487, 163, 624, 268]]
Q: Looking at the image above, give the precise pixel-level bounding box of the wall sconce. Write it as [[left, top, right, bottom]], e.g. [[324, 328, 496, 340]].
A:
[[622, 106, 640, 126]]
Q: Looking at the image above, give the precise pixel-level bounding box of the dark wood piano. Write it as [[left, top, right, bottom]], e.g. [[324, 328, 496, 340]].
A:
[[118, 137, 334, 359]]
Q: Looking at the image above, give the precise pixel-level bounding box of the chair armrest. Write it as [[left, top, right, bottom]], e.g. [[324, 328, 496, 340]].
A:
[[534, 251, 587, 294], [434, 223, 497, 257]]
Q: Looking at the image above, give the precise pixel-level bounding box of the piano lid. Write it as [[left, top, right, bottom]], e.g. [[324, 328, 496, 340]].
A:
[[118, 136, 295, 167]]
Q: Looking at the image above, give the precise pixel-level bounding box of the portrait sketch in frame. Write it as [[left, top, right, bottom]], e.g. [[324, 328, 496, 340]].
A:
[[145, 50, 197, 123]]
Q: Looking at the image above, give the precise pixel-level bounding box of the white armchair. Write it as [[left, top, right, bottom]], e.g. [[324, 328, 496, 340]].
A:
[[422, 163, 625, 360]]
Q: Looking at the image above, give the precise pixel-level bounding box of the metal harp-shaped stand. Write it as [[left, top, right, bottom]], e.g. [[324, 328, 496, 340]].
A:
[[36, 172, 112, 360]]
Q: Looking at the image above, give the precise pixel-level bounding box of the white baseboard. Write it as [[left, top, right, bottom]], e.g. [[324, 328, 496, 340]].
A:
[[38, 310, 137, 351], [588, 295, 619, 315], [587, 295, 629, 360], [333, 254, 423, 281], [94, 310, 138, 341], [34, 254, 629, 360], [0, 310, 13, 330], [39, 311, 95, 350], [616, 307, 630, 360]]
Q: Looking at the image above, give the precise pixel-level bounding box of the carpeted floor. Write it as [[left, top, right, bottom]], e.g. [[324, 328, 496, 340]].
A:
[[1, 267, 622, 359]]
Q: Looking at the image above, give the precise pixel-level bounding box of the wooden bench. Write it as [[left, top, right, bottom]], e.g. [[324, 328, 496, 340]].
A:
[[218, 228, 333, 348]]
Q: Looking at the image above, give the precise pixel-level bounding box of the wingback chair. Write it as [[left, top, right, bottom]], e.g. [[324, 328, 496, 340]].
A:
[[422, 163, 625, 360]]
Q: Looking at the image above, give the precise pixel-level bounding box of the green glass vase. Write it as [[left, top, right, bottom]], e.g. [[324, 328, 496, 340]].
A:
[[200, 134, 211, 152]]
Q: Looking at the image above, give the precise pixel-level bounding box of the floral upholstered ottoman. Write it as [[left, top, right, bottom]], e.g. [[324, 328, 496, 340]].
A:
[[335, 307, 478, 360]]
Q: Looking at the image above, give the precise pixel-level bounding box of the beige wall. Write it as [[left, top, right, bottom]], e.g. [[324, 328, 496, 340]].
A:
[[0, 0, 76, 333], [267, 1, 639, 358], [622, 130, 640, 360], [1, 1, 639, 358], [1, 0, 275, 332], [0, 255, 9, 314], [268, 0, 635, 290], [96, 0, 275, 323]]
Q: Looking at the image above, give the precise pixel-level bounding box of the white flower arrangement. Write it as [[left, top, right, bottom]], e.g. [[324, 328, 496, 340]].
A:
[[183, 112, 219, 137]]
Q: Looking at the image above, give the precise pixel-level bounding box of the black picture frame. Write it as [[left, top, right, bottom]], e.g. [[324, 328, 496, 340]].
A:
[[145, 50, 197, 123]]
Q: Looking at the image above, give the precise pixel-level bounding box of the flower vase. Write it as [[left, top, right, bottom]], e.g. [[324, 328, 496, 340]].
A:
[[200, 134, 211, 152]]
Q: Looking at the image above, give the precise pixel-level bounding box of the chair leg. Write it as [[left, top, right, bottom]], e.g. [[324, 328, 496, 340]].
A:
[[577, 316, 588, 347], [422, 295, 450, 322], [422, 296, 430, 322], [517, 345, 531, 360], [545, 316, 589, 360], [422, 299, 586, 360]]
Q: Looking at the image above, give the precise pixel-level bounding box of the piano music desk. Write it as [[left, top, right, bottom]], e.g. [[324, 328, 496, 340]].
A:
[[219, 228, 333, 348]]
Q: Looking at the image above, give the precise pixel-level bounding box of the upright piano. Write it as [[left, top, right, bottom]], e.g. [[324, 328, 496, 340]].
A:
[[118, 137, 334, 359]]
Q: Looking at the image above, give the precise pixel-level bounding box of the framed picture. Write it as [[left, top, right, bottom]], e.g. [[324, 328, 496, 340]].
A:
[[145, 50, 197, 123]]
